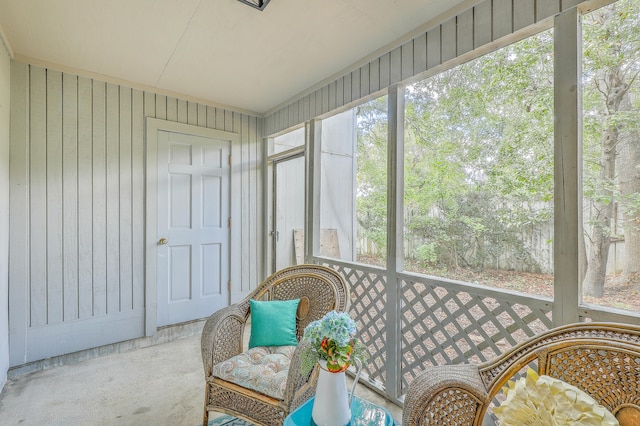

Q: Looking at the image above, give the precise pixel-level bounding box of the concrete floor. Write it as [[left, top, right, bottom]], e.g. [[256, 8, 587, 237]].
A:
[[0, 326, 403, 426]]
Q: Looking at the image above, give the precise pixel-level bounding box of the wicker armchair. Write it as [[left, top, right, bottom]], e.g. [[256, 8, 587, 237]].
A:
[[403, 322, 640, 426], [201, 264, 349, 426]]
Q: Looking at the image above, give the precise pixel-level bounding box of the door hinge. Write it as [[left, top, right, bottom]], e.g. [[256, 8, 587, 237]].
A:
[[228, 154, 232, 165], [228, 217, 232, 228], [228, 280, 232, 292]]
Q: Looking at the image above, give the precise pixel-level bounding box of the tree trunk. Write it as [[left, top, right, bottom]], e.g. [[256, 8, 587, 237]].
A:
[[583, 68, 626, 297], [583, 224, 610, 297], [583, 126, 616, 297], [616, 92, 640, 290]]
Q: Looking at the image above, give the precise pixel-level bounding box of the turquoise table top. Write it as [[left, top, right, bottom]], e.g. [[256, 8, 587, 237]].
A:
[[284, 395, 396, 426]]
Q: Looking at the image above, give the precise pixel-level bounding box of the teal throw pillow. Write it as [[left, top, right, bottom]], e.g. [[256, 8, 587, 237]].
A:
[[249, 299, 300, 348]]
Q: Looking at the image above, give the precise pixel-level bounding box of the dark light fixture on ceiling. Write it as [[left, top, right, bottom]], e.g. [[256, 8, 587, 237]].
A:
[[237, 0, 270, 10]]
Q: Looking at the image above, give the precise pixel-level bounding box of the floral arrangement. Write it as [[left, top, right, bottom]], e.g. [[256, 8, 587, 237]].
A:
[[300, 311, 368, 375], [494, 368, 619, 426]]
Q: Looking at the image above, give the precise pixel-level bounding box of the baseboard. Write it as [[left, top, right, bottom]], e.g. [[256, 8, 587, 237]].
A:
[[8, 318, 206, 378]]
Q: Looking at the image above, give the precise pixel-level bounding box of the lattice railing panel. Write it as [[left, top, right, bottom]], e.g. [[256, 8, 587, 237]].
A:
[[321, 261, 388, 387], [317, 260, 555, 399], [400, 277, 552, 392]]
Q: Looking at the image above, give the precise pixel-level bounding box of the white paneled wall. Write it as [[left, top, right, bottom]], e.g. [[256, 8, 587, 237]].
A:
[[0, 34, 11, 389], [265, 0, 585, 134], [9, 62, 263, 365]]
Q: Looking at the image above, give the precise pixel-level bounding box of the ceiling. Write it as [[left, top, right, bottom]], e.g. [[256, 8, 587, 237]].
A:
[[0, 0, 469, 115]]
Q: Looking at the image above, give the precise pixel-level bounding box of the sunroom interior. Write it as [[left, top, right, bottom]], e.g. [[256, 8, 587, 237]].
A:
[[1, 0, 639, 423]]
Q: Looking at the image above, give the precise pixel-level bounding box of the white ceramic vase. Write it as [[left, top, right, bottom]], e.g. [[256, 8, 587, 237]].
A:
[[311, 359, 351, 426]]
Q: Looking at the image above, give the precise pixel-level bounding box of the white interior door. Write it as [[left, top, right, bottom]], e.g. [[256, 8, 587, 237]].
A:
[[156, 130, 230, 326]]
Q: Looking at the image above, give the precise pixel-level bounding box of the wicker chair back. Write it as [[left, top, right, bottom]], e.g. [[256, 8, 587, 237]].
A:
[[403, 322, 640, 426], [201, 264, 349, 426]]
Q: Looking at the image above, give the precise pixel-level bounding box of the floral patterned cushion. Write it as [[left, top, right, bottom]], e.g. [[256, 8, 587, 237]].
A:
[[211, 345, 296, 400], [494, 368, 619, 426]]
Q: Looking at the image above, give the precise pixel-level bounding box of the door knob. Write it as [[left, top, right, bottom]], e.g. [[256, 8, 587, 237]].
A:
[[159, 238, 168, 245]]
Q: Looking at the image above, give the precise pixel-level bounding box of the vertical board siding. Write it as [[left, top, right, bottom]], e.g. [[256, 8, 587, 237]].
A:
[[351, 70, 360, 102], [131, 90, 145, 313], [255, 118, 263, 291], [537, 0, 561, 21], [266, 0, 582, 135], [474, 2, 493, 49], [379, 53, 390, 91], [401, 41, 414, 81], [198, 104, 207, 128], [215, 108, 225, 131], [240, 114, 251, 292], [328, 82, 337, 112], [360, 64, 370, 98], [225, 110, 234, 132], [92, 80, 107, 317], [106, 83, 120, 315], [46, 70, 63, 325], [29, 66, 47, 327], [62, 73, 79, 322], [390, 47, 402, 85], [341, 76, 351, 107], [426, 27, 441, 70], [248, 115, 259, 292], [293, 98, 300, 126], [303, 95, 311, 122], [119, 86, 133, 312], [494, 0, 514, 40], [315, 88, 323, 118], [457, 9, 474, 56], [369, 58, 380, 93], [413, 34, 427, 76], [187, 101, 197, 126], [167, 97, 178, 122], [514, 0, 536, 31], [77, 76, 93, 320], [156, 95, 167, 120], [9, 61, 29, 362], [206, 106, 215, 129], [441, 18, 457, 62], [10, 63, 263, 364]]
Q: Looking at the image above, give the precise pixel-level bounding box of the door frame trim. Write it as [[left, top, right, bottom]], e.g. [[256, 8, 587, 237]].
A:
[[145, 118, 240, 336], [269, 149, 305, 273]]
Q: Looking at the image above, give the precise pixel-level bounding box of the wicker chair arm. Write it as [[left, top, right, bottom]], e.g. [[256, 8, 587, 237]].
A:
[[282, 339, 318, 407], [403, 364, 489, 426], [201, 304, 248, 376]]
